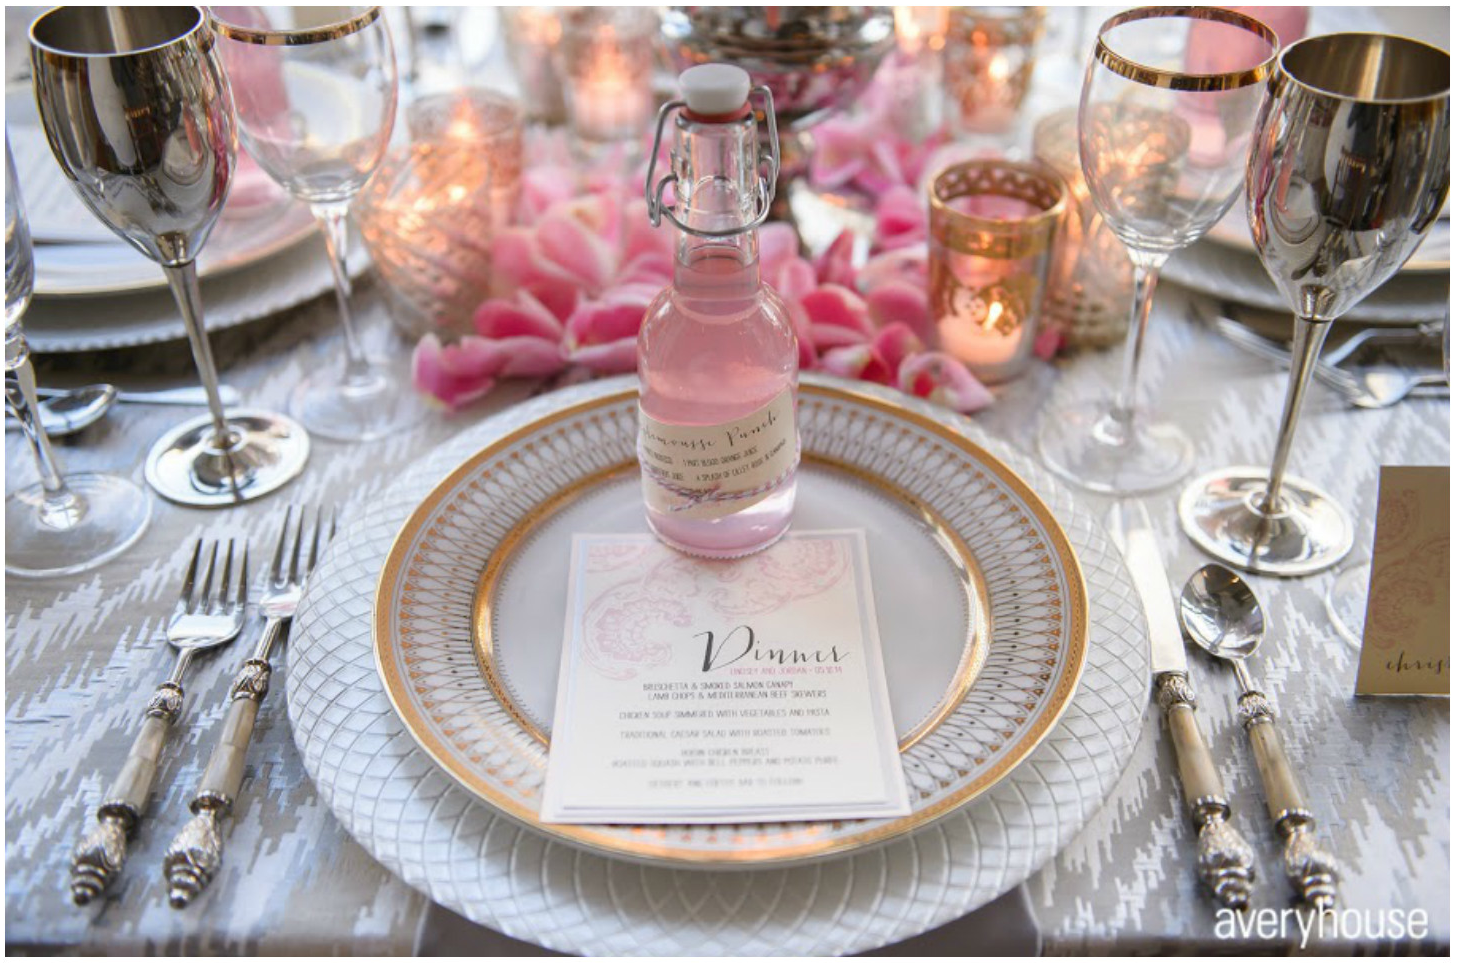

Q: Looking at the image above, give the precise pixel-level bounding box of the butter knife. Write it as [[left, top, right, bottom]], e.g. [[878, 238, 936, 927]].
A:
[[1109, 501, 1256, 909]]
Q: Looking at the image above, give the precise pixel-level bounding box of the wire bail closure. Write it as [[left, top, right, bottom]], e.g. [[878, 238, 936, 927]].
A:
[[644, 84, 780, 238]]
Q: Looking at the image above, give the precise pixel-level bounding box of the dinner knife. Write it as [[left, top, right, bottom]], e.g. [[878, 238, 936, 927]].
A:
[[1108, 501, 1256, 910]]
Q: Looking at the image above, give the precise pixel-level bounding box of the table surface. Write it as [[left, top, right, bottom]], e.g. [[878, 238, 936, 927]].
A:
[[5, 6, 1450, 956]]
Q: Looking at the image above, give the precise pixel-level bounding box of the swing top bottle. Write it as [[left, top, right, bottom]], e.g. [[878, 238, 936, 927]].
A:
[[637, 64, 799, 559]]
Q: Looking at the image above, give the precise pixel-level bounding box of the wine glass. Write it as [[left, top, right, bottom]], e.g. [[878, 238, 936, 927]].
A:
[[1180, 33, 1450, 576], [1036, 8, 1278, 495], [210, 5, 426, 443], [29, 6, 309, 507], [5, 137, 152, 577]]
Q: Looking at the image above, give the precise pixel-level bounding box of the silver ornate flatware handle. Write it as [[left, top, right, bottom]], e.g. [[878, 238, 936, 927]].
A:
[[1239, 689, 1340, 910], [1157, 672, 1257, 909], [70, 680, 185, 905], [163, 630, 278, 909]]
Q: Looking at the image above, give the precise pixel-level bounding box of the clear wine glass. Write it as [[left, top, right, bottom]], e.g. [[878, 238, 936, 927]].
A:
[[5, 136, 152, 577], [210, 5, 426, 443], [29, 6, 309, 508], [1179, 34, 1450, 576], [1036, 8, 1278, 495]]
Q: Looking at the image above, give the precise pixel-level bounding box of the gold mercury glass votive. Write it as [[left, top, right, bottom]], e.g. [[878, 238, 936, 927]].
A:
[[929, 159, 1066, 384], [945, 6, 1046, 136], [1032, 108, 1135, 350], [357, 89, 524, 340]]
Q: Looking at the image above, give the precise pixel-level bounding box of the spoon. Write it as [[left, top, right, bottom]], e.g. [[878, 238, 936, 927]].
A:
[[6, 384, 240, 438], [1178, 563, 1340, 911]]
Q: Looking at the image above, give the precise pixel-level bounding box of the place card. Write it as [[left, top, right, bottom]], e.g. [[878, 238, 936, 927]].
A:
[[1355, 466, 1450, 697], [541, 530, 910, 824]]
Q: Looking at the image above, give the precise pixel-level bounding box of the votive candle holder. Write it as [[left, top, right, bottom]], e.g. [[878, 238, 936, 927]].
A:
[[357, 89, 524, 340], [1032, 108, 1134, 350], [945, 6, 1046, 136], [929, 158, 1065, 383]]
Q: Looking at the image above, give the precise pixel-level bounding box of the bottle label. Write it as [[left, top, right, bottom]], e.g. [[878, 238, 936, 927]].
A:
[[638, 389, 799, 521]]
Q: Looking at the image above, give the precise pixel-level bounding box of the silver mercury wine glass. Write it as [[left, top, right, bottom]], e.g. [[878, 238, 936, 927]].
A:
[[1179, 33, 1451, 576], [29, 6, 309, 507]]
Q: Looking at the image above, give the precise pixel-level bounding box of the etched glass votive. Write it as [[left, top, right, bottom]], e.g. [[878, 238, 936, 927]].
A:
[[500, 6, 566, 125], [557, 8, 657, 150], [945, 6, 1046, 136], [929, 159, 1065, 384], [1032, 108, 1134, 350], [357, 89, 524, 340]]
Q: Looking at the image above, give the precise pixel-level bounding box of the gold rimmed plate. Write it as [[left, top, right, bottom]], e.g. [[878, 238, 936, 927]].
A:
[[372, 378, 1088, 867]]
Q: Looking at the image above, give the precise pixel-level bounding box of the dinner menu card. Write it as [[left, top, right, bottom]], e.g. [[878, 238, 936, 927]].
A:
[[541, 531, 910, 824]]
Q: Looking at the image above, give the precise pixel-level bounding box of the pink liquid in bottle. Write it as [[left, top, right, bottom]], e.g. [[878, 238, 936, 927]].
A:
[[637, 65, 799, 558]]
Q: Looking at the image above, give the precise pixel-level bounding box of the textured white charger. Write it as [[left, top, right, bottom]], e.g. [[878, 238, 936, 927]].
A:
[[286, 374, 1150, 956]]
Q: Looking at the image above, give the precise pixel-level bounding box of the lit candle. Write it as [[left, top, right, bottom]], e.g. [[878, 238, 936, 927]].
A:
[[928, 161, 1065, 384], [569, 47, 649, 143]]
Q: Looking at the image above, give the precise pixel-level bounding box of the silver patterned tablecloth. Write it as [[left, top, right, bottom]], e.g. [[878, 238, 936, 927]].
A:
[[5, 270, 1449, 953]]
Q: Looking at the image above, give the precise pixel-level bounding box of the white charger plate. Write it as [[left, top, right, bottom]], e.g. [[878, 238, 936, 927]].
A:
[[287, 375, 1151, 954]]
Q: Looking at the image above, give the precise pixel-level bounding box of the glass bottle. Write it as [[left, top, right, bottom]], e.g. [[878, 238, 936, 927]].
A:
[[638, 64, 799, 559]]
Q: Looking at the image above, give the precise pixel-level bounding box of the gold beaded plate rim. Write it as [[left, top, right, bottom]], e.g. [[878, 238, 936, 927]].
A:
[[1093, 6, 1279, 92], [372, 382, 1089, 866]]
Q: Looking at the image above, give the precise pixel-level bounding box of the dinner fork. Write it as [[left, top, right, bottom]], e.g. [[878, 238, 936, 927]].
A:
[[70, 538, 248, 906], [163, 507, 333, 908]]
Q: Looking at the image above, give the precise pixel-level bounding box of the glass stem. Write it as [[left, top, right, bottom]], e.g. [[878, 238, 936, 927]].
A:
[[1257, 317, 1332, 515], [312, 202, 375, 389], [5, 354, 84, 529], [1108, 253, 1166, 435], [162, 262, 233, 450]]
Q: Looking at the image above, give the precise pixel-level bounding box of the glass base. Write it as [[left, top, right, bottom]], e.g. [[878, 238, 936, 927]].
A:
[[290, 360, 428, 443], [1178, 467, 1354, 576], [6, 472, 152, 578], [145, 409, 310, 507], [1037, 402, 1193, 496], [1325, 558, 1371, 650]]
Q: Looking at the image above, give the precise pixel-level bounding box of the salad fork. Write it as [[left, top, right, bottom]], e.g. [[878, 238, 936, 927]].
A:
[[70, 538, 248, 905], [163, 507, 333, 908]]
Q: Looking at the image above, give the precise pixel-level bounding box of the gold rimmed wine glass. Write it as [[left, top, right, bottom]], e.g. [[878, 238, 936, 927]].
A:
[[1179, 33, 1450, 576], [6, 135, 152, 576], [29, 6, 309, 507], [209, 5, 426, 443], [1036, 7, 1278, 495]]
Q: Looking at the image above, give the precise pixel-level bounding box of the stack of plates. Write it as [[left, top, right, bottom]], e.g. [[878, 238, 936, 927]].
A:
[[8, 84, 350, 353], [1166, 195, 1450, 327], [287, 375, 1152, 955]]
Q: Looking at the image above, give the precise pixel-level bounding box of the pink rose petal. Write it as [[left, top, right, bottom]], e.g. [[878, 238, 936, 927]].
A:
[[810, 115, 870, 189], [494, 335, 568, 378], [568, 337, 639, 373], [1033, 326, 1063, 361], [870, 322, 925, 373], [537, 209, 615, 292], [770, 256, 818, 304], [819, 342, 894, 385], [799, 284, 875, 352], [473, 289, 564, 341], [814, 229, 859, 289], [759, 222, 801, 278], [866, 279, 933, 343], [411, 333, 505, 410], [873, 184, 926, 252], [898, 352, 995, 413]]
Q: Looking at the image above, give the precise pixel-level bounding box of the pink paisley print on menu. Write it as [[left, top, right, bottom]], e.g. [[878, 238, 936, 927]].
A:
[[1366, 490, 1450, 649], [578, 539, 853, 679]]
